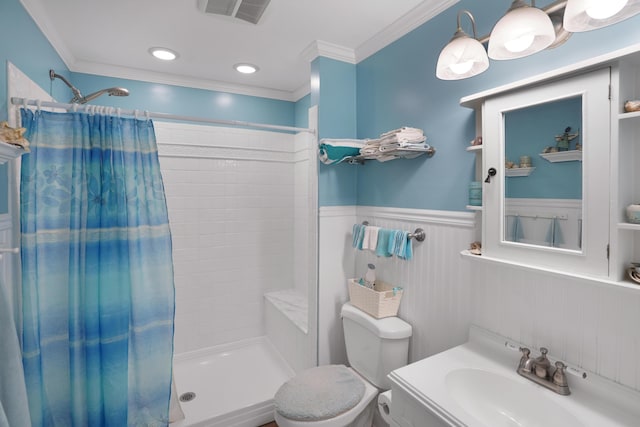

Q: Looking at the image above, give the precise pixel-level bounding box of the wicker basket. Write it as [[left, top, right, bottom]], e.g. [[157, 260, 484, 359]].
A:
[[347, 279, 403, 319]]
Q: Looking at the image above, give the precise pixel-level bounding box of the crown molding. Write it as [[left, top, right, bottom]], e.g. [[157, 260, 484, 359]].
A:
[[22, 0, 457, 103], [302, 40, 357, 64], [292, 83, 311, 102], [70, 60, 297, 101], [20, 0, 75, 69], [356, 0, 460, 62]]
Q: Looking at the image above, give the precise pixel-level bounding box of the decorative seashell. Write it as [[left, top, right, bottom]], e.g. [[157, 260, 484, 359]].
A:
[[624, 100, 640, 113]]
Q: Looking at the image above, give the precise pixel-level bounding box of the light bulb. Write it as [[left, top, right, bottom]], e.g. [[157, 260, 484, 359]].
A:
[[504, 33, 535, 53], [586, 0, 627, 19], [449, 60, 474, 75]]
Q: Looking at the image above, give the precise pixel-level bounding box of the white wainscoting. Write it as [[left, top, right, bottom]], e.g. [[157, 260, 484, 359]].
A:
[[319, 206, 476, 365], [470, 260, 640, 391]]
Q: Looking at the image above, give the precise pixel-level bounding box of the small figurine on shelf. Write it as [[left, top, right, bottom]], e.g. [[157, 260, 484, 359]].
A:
[[469, 241, 482, 256], [0, 122, 30, 152], [470, 136, 482, 146], [554, 126, 579, 151]]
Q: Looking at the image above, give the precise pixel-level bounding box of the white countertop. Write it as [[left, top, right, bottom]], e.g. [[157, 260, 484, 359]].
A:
[[389, 326, 640, 427]]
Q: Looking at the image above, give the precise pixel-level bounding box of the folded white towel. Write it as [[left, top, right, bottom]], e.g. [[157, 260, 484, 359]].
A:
[[380, 127, 424, 138], [360, 146, 380, 156]]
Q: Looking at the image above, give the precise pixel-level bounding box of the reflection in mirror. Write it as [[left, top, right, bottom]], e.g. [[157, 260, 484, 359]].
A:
[[503, 96, 582, 251]]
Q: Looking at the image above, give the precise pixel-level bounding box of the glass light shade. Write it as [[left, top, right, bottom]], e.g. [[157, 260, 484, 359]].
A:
[[436, 33, 489, 80], [488, 4, 555, 60], [564, 0, 640, 32]]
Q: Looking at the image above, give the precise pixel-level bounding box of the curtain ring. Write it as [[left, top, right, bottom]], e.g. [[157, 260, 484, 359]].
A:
[[144, 110, 150, 121], [116, 107, 121, 118], [36, 100, 42, 111], [134, 109, 139, 119], [72, 103, 78, 112]]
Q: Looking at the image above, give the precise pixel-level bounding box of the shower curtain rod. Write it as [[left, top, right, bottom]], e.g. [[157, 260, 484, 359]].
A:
[[11, 97, 315, 135]]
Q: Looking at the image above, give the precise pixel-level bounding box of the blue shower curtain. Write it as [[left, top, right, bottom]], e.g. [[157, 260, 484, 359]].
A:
[[20, 109, 175, 426]]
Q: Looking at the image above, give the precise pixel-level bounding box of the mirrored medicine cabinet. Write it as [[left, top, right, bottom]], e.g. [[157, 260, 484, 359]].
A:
[[479, 67, 612, 278]]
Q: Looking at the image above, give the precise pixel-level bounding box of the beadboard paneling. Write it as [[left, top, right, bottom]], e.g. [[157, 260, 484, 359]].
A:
[[355, 207, 476, 363], [319, 206, 476, 365], [471, 261, 640, 391]]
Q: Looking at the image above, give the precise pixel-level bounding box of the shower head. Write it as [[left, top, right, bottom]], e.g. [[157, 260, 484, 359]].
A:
[[77, 87, 130, 104], [49, 69, 130, 104]]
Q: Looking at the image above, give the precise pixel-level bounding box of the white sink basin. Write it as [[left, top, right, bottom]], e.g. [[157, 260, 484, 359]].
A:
[[445, 369, 582, 427]]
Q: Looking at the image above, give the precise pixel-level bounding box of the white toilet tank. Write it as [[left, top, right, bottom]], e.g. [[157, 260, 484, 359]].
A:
[[341, 302, 412, 390]]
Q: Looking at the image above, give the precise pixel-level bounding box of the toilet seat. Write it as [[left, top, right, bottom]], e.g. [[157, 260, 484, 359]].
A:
[[275, 367, 378, 427]]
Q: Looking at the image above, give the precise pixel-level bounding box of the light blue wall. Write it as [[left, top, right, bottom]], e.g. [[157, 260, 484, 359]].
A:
[[312, 57, 358, 206], [0, 0, 69, 122], [0, 0, 69, 215], [1, 0, 298, 213], [505, 97, 582, 199], [295, 93, 311, 128], [355, 0, 640, 211], [67, 73, 295, 126]]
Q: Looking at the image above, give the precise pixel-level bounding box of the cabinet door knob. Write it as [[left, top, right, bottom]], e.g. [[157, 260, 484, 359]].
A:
[[484, 167, 497, 183]]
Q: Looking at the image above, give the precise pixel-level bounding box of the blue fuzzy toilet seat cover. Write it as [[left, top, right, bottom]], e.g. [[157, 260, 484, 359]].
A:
[[274, 365, 366, 421]]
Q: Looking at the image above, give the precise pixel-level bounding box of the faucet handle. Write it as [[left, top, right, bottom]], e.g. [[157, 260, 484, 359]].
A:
[[518, 347, 534, 373], [535, 347, 551, 378], [553, 361, 569, 387]]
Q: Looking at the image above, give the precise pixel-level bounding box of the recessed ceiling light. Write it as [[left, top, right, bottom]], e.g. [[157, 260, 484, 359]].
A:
[[234, 63, 259, 74], [149, 47, 178, 61]]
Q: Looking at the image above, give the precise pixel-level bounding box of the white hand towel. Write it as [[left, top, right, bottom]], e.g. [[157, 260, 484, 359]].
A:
[[368, 226, 380, 251], [362, 226, 380, 251]]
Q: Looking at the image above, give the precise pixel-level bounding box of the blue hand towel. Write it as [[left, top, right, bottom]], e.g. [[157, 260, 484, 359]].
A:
[[319, 144, 361, 165], [352, 224, 365, 249], [511, 215, 524, 242], [396, 231, 410, 259], [376, 229, 394, 257], [387, 230, 400, 255], [545, 217, 564, 247], [399, 234, 413, 260]]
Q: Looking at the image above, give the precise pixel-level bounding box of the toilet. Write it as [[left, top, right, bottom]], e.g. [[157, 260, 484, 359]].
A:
[[274, 302, 412, 427]]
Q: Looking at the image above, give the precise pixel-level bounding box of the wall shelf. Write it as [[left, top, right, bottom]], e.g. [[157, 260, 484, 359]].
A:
[[618, 110, 640, 120], [618, 222, 640, 231], [466, 145, 483, 152], [346, 145, 436, 164], [0, 142, 26, 164], [460, 250, 640, 292], [505, 167, 535, 177], [539, 150, 582, 163]]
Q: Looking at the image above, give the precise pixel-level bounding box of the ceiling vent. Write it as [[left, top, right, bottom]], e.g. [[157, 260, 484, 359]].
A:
[[197, 0, 271, 24]]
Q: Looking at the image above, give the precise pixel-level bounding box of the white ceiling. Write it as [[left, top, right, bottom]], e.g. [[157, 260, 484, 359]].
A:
[[21, 0, 456, 101]]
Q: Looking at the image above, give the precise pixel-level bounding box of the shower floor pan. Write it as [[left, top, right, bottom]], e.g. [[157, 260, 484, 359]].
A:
[[172, 336, 295, 427]]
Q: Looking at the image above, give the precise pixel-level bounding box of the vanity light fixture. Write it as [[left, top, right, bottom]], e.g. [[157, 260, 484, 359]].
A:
[[234, 63, 259, 74], [488, 0, 556, 60], [563, 0, 640, 32], [149, 47, 178, 61], [437, 0, 640, 80], [436, 10, 489, 80]]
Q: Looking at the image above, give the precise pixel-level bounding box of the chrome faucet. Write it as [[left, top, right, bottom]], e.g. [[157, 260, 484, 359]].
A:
[[516, 347, 571, 395]]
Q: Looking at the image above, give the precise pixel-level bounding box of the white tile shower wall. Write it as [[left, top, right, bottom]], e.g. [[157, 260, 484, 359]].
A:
[[293, 133, 310, 297], [154, 122, 297, 354], [354, 207, 476, 363], [471, 262, 640, 391]]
